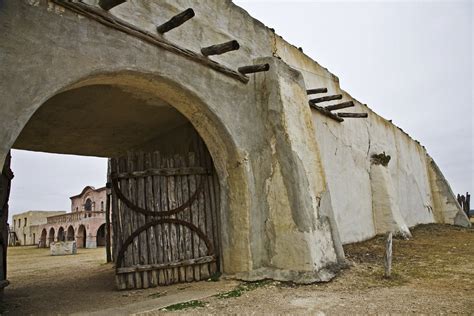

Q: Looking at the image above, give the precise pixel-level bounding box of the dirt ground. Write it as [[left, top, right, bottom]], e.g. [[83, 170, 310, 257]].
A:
[[2, 224, 473, 315]]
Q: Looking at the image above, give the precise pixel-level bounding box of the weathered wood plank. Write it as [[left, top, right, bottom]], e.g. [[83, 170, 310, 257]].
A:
[[116, 256, 216, 274], [188, 152, 201, 281], [128, 152, 142, 289], [136, 152, 149, 289], [112, 167, 210, 179], [153, 152, 167, 285], [144, 153, 158, 287]]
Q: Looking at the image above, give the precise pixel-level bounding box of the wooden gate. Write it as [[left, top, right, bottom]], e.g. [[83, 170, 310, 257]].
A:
[[110, 139, 221, 289]]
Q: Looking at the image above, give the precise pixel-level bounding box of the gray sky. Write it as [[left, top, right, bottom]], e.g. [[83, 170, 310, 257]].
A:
[[8, 0, 473, 222]]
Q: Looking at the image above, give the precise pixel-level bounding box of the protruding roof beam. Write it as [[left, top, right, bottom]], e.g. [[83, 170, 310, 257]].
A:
[[309, 103, 344, 122], [99, 0, 126, 11], [201, 40, 240, 56], [238, 63, 270, 75], [310, 94, 342, 104], [157, 8, 195, 34], [337, 113, 368, 118], [306, 88, 328, 95], [325, 101, 354, 111]]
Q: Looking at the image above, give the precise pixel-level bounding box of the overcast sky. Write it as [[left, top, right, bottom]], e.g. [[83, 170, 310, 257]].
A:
[[8, 0, 473, 222]]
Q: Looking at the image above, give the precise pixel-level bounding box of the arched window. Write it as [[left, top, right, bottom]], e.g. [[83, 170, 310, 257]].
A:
[[101, 201, 104, 211], [84, 198, 92, 211]]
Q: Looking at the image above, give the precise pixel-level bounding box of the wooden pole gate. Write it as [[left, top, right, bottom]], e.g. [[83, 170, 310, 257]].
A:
[[110, 139, 221, 289]]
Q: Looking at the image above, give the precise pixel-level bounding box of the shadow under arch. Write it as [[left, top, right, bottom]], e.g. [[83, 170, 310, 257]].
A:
[[9, 70, 252, 275]]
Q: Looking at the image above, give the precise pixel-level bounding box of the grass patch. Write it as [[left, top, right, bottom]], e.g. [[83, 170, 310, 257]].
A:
[[215, 280, 273, 299], [161, 300, 207, 311], [148, 291, 166, 298], [207, 271, 222, 282]]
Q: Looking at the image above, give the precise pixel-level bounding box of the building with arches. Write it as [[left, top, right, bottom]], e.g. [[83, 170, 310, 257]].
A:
[[11, 211, 66, 246], [37, 186, 109, 249]]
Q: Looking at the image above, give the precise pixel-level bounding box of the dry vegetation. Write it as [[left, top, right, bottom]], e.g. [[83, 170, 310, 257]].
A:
[[1, 224, 473, 314]]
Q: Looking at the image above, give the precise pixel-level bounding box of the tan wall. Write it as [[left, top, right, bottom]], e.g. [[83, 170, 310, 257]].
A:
[[11, 211, 66, 245]]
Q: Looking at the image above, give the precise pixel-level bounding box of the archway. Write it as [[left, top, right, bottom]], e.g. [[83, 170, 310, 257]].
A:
[[96, 224, 106, 247], [40, 229, 47, 248], [77, 225, 86, 249], [7, 73, 235, 289], [48, 228, 55, 246], [66, 226, 75, 242], [57, 227, 65, 242]]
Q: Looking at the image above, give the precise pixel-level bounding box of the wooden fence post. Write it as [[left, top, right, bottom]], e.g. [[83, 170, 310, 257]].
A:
[[384, 232, 393, 278]]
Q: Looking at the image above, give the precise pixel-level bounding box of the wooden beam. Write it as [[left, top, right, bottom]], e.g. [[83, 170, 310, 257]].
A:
[[98, 0, 126, 11], [112, 167, 211, 179], [309, 102, 344, 122], [310, 94, 342, 104], [201, 40, 240, 56], [238, 63, 270, 75], [337, 112, 368, 118], [51, 1, 249, 83], [156, 8, 195, 34], [325, 101, 354, 111], [116, 256, 216, 274], [306, 88, 327, 95]]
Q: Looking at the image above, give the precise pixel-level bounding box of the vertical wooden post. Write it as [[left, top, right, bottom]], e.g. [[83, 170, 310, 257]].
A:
[[384, 232, 393, 278], [105, 162, 112, 263]]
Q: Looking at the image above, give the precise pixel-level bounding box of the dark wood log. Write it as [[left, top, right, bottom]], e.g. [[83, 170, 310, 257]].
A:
[[156, 8, 195, 34], [201, 40, 240, 56], [309, 102, 344, 123], [337, 112, 368, 118], [325, 101, 354, 111], [238, 64, 270, 75], [306, 88, 328, 95], [51, 1, 249, 83], [98, 0, 126, 10], [310, 94, 342, 104]]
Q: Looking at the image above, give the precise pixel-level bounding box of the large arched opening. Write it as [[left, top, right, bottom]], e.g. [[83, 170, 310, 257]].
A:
[[96, 224, 106, 247], [6, 70, 245, 291], [77, 225, 87, 249], [48, 228, 55, 246], [66, 226, 75, 242], [39, 229, 47, 248], [57, 227, 65, 242]]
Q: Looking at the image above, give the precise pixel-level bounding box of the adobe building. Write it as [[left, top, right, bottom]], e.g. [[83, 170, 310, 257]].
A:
[[11, 211, 66, 246], [38, 186, 108, 248], [0, 0, 470, 289]]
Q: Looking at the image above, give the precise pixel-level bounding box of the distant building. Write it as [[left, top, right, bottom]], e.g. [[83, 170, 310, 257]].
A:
[[10, 186, 109, 249], [37, 186, 109, 248], [11, 210, 66, 246]]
